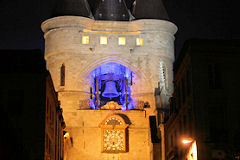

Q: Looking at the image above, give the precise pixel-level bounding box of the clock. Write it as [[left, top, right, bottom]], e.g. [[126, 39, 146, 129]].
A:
[[99, 115, 129, 153], [103, 129, 124, 152]]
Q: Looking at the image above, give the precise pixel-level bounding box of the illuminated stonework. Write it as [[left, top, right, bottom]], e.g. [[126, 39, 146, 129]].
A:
[[42, 16, 177, 160]]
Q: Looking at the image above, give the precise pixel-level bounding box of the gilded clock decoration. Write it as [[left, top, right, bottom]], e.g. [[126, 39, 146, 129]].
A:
[[103, 130, 124, 152], [100, 115, 129, 153]]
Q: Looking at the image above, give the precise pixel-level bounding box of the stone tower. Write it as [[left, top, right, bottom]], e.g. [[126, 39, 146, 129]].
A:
[[42, 0, 177, 159]]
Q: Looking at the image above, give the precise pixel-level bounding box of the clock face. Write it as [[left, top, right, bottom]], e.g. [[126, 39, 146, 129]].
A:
[[103, 129, 125, 152]]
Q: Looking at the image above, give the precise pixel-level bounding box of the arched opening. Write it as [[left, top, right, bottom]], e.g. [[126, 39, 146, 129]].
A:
[[89, 62, 135, 110]]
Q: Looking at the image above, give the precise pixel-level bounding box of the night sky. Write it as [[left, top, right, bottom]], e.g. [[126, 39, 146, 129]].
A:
[[0, 0, 239, 56]]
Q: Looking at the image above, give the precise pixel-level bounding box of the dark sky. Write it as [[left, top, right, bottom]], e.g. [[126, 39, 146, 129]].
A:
[[0, 0, 239, 56]]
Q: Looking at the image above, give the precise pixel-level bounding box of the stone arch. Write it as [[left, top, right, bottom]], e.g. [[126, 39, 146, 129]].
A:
[[79, 55, 152, 90], [70, 55, 152, 92], [99, 114, 130, 128], [80, 55, 146, 80]]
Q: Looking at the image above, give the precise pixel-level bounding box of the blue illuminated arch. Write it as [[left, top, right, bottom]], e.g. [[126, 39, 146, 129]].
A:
[[89, 62, 134, 110]]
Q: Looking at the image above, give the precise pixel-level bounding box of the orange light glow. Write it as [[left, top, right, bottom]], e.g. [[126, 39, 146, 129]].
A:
[[83, 29, 141, 34], [182, 138, 193, 144], [64, 132, 70, 138], [186, 141, 197, 160]]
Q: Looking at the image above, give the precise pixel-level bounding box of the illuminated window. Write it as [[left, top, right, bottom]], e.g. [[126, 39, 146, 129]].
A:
[[82, 36, 89, 44], [100, 36, 108, 45], [136, 38, 143, 46], [118, 37, 126, 45]]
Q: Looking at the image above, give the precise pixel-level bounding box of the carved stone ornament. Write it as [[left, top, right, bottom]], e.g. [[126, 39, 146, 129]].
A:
[[101, 101, 123, 110]]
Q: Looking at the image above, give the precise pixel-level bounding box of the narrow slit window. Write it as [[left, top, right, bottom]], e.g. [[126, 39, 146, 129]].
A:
[[82, 36, 89, 44], [160, 62, 168, 89], [60, 64, 65, 86], [100, 36, 108, 45], [136, 38, 143, 46], [118, 37, 126, 45]]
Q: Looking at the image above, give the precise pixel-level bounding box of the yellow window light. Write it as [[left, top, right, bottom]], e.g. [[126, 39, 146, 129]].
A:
[[82, 36, 89, 44], [118, 37, 126, 45], [136, 38, 143, 46], [100, 36, 108, 45]]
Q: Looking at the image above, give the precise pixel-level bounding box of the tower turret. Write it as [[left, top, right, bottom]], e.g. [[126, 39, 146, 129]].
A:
[[132, 0, 169, 20], [94, 0, 130, 21], [53, 0, 92, 18]]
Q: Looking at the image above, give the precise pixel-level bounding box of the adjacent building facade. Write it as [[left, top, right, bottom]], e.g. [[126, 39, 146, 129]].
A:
[[0, 50, 65, 160], [165, 40, 240, 160], [42, 0, 177, 159]]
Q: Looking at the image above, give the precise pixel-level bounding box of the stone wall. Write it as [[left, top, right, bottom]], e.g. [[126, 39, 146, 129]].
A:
[[65, 110, 151, 160]]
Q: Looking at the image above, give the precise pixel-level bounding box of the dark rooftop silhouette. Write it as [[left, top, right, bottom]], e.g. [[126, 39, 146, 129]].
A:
[[132, 0, 169, 20], [94, 0, 130, 21]]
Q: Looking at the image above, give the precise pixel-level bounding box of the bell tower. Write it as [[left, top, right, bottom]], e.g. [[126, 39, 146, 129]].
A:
[[42, 0, 177, 159]]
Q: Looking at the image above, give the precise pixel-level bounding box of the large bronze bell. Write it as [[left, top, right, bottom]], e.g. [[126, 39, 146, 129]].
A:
[[102, 81, 119, 99]]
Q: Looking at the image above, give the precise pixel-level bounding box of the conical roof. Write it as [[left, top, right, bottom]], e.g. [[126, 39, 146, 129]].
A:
[[132, 0, 169, 20], [94, 0, 130, 21], [53, 0, 93, 18]]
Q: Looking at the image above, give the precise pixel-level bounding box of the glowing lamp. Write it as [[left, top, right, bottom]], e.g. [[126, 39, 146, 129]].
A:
[[118, 37, 126, 45], [182, 138, 193, 144], [64, 132, 70, 138], [100, 36, 108, 45], [82, 36, 89, 44]]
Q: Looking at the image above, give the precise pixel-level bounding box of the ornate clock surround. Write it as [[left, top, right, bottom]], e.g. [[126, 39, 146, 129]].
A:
[[99, 114, 129, 153]]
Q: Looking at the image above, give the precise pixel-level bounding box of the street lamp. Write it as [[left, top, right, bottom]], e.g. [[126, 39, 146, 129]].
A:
[[64, 132, 70, 138], [182, 138, 193, 144]]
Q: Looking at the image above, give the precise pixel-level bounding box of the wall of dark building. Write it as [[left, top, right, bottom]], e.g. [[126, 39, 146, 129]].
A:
[[0, 50, 65, 160], [165, 40, 240, 160]]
